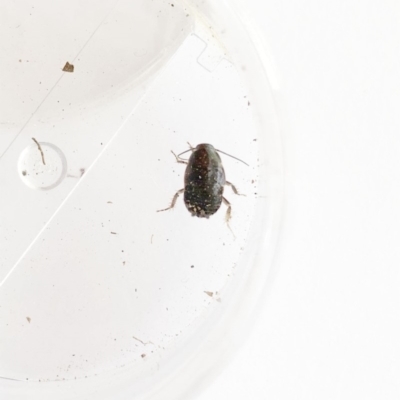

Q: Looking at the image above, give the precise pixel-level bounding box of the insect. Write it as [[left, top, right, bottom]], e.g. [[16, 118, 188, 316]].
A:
[[157, 143, 247, 222]]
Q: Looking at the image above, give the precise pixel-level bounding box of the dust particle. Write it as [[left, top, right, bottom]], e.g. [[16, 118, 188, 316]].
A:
[[204, 291, 214, 297], [26, 317, 31, 323], [62, 62, 74, 73]]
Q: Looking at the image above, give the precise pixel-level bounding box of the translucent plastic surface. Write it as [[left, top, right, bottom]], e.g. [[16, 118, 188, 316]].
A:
[[0, 0, 283, 399]]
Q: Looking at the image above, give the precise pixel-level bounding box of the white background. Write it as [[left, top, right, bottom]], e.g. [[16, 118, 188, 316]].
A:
[[199, 0, 400, 399]]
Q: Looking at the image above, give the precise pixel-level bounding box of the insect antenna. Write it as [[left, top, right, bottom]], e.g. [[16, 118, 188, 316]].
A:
[[215, 149, 249, 166], [176, 148, 193, 158]]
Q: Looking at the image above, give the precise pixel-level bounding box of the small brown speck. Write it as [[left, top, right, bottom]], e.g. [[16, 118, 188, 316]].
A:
[[111, 232, 117, 235], [26, 317, 31, 323], [22, 170, 27, 176], [107, 201, 113, 204], [204, 291, 213, 297], [141, 353, 146, 358], [62, 62, 74, 73]]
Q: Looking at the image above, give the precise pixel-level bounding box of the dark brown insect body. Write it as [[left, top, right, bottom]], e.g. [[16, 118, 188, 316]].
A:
[[158, 143, 244, 221], [184, 144, 225, 217]]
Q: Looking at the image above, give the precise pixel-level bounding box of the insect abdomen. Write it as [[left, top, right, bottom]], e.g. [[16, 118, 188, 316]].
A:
[[184, 181, 223, 217]]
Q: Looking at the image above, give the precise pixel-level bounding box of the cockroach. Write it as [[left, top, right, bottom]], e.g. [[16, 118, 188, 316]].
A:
[[157, 143, 247, 222]]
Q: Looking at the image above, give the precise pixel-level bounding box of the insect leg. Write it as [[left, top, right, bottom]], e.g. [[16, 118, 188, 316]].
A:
[[157, 189, 185, 212], [171, 150, 188, 164], [225, 181, 245, 196], [222, 197, 236, 238], [187, 142, 194, 150], [222, 197, 232, 222]]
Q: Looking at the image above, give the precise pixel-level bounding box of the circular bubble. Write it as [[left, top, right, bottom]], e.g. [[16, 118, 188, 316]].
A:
[[18, 141, 67, 190]]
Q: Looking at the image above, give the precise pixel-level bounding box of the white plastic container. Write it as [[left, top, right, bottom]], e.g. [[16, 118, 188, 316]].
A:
[[0, 0, 283, 398]]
